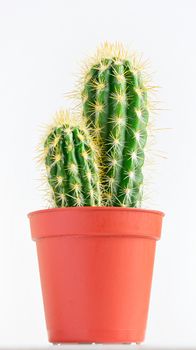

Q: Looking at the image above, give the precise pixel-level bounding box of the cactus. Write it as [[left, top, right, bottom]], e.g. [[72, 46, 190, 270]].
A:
[[42, 111, 101, 207], [81, 43, 150, 207]]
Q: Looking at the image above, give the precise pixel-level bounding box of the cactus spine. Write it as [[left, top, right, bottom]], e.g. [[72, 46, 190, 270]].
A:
[[43, 111, 101, 207], [81, 43, 149, 207]]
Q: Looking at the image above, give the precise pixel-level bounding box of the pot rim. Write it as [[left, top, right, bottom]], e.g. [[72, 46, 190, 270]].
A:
[[28, 206, 164, 241], [28, 206, 165, 218]]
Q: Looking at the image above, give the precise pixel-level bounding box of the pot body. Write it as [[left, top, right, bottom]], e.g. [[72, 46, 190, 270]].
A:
[[28, 207, 164, 343]]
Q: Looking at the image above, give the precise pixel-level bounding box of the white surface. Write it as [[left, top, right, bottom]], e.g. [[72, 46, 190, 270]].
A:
[[0, 0, 196, 348]]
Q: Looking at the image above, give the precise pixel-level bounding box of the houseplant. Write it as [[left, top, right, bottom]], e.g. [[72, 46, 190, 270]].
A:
[[28, 43, 164, 344]]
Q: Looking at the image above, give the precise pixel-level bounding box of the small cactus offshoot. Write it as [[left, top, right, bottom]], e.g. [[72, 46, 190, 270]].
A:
[[80, 42, 152, 207], [41, 111, 101, 207]]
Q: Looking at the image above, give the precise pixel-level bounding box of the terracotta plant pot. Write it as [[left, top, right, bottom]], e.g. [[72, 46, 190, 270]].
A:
[[28, 207, 164, 344]]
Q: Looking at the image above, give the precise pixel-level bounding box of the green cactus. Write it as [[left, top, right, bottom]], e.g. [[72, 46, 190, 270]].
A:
[[42, 111, 101, 207], [81, 43, 150, 207]]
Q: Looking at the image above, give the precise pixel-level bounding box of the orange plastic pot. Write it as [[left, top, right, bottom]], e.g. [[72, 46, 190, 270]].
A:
[[28, 207, 164, 344]]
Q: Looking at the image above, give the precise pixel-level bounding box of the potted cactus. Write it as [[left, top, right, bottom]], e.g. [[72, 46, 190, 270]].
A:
[[28, 43, 164, 344]]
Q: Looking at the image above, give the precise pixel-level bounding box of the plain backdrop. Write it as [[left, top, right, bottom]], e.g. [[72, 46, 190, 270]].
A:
[[0, 0, 196, 348]]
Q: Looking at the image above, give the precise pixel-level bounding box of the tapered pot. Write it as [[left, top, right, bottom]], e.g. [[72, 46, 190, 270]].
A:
[[28, 207, 164, 343]]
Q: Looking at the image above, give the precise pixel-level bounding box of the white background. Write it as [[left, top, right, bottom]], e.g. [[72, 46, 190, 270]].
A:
[[0, 0, 196, 348]]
